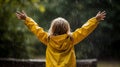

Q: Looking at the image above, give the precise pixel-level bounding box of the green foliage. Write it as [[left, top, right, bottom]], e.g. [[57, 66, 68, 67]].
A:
[[0, 0, 35, 58]]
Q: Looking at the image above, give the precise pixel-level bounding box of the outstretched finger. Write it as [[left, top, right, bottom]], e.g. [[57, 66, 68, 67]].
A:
[[16, 11, 23, 15], [103, 13, 106, 15], [101, 15, 106, 20], [101, 13, 106, 17], [16, 13, 21, 19], [97, 11, 101, 14], [22, 10, 27, 16], [101, 11, 106, 14], [16, 13, 20, 16]]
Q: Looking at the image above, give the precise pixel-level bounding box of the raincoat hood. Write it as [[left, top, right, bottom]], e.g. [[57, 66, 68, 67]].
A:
[[48, 34, 73, 51]]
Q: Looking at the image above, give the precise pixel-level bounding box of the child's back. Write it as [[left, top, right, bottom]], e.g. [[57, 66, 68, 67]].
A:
[[46, 34, 75, 67]]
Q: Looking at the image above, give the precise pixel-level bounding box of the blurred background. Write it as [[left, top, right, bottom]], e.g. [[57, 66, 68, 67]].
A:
[[0, 0, 120, 67]]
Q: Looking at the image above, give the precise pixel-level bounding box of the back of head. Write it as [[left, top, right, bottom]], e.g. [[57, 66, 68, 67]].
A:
[[49, 17, 71, 36]]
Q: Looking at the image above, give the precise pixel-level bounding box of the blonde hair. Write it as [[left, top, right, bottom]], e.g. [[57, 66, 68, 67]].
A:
[[49, 17, 71, 36]]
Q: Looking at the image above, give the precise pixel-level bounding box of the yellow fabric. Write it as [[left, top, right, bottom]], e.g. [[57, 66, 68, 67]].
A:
[[25, 17, 98, 67]]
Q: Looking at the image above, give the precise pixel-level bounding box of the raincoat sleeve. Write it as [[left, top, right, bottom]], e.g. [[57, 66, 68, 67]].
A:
[[72, 17, 98, 45], [25, 17, 48, 45]]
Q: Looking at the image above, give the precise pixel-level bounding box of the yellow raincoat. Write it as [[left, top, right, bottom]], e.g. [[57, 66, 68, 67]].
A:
[[25, 17, 98, 67]]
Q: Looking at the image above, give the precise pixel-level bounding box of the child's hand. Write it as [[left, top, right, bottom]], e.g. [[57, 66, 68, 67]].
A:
[[16, 10, 27, 20], [95, 11, 106, 21]]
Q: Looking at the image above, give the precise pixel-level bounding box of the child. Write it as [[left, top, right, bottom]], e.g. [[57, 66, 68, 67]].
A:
[[16, 10, 106, 67]]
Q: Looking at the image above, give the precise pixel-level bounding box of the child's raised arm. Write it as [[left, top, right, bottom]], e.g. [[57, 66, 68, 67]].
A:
[[72, 11, 106, 45], [16, 10, 48, 45]]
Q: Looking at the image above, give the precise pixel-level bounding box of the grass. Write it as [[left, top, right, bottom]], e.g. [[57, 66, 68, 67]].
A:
[[97, 61, 120, 67]]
